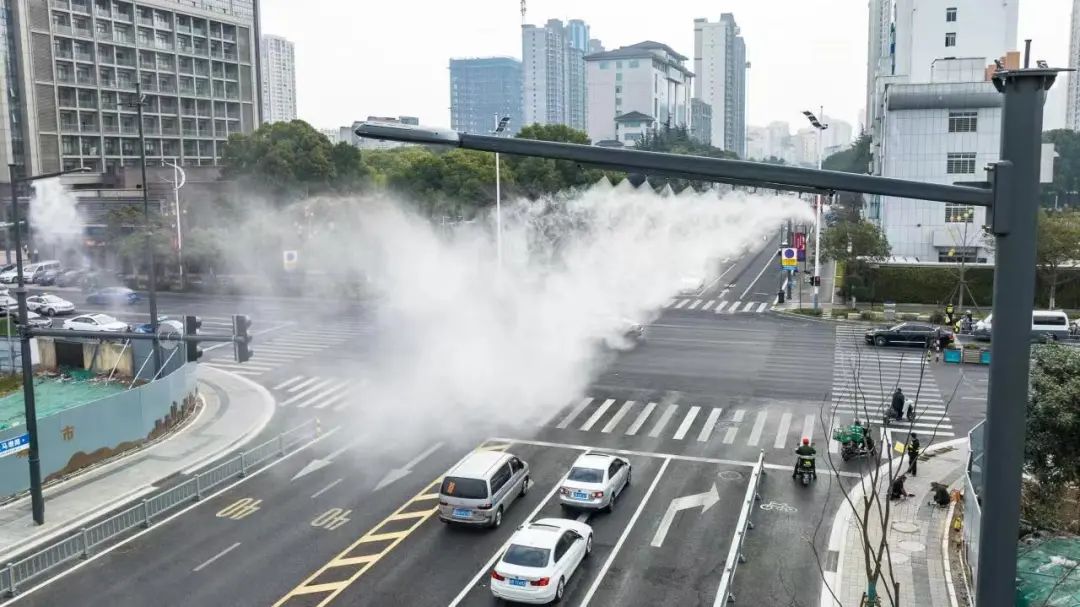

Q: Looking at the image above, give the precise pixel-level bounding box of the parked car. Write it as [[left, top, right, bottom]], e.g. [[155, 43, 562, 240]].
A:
[[132, 317, 184, 334], [86, 286, 140, 306], [558, 452, 631, 512], [0, 266, 18, 283], [26, 260, 60, 284], [62, 313, 129, 332], [25, 294, 75, 316], [0, 295, 17, 316], [490, 519, 593, 604], [34, 268, 60, 286], [55, 268, 86, 287], [865, 322, 954, 349], [11, 310, 51, 329], [974, 310, 1071, 342]]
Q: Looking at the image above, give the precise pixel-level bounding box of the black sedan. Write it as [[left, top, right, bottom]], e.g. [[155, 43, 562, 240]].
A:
[[865, 322, 954, 348]]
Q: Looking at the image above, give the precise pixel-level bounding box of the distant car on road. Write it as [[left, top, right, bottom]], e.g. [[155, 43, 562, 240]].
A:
[[133, 317, 184, 334], [437, 450, 530, 528], [558, 452, 631, 512], [25, 294, 75, 316], [865, 322, 953, 349], [55, 268, 86, 287], [34, 268, 60, 285], [490, 518, 593, 604], [678, 274, 705, 295], [63, 313, 129, 332], [86, 286, 140, 306]]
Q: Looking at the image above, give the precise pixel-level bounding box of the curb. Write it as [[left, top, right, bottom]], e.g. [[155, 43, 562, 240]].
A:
[[943, 498, 960, 607], [820, 437, 969, 607], [179, 365, 275, 475]]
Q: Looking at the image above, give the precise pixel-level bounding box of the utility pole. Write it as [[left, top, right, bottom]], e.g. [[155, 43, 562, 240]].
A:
[[803, 108, 828, 309], [127, 82, 160, 376]]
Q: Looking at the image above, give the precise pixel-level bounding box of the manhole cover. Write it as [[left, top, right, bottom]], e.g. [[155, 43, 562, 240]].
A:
[[891, 552, 910, 565], [898, 540, 926, 552], [718, 470, 744, 481], [892, 521, 919, 534]]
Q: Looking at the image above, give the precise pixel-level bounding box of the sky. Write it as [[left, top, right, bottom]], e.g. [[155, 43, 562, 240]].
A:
[[261, 0, 1073, 139]]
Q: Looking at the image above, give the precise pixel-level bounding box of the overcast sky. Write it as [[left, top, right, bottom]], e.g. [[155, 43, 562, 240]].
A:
[[261, 0, 1072, 137]]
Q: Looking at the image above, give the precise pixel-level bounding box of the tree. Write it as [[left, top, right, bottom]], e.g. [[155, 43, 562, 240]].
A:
[[823, 133, 871, 174], [504, 124, 609, 198], [377, 147, 507, 218], [104, 206, 175, 277], [821, 219, 891, 301], [635, 125, 738, 191], [1036, 209, 1080, 309], [1025, 345, 1080, 494], [1042, 129, 1080, 208]]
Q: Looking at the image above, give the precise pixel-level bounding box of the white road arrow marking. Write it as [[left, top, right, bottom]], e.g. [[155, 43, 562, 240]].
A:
[[650, 483, 720, 547], [291, 439, 362, 481], [373, 442, 445, 491]]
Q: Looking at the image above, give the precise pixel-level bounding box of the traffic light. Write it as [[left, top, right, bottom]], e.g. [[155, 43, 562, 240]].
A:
[[233, 314, 253, 363], [184, 315, 203, 362]]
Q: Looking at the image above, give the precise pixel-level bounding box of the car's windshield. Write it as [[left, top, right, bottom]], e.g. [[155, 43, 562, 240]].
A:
[[502, 544, 550, 568], [567, 467, 604, 483], [440, 477, 488, 499]]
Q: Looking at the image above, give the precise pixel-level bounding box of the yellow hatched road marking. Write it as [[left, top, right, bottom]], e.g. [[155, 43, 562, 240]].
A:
[[272, 440, 512, 607]]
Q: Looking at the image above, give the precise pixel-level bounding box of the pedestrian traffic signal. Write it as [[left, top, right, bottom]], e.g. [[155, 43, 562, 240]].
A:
[[233, 314, 253, 363], [184, 315, 203, 362]]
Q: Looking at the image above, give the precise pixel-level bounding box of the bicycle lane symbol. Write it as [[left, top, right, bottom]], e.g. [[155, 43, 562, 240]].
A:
[[758, 501, 798, 514]]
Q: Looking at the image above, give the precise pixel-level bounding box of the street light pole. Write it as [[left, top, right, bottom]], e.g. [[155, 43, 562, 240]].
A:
[[8, 163, 89, 525], [161, 160, 186, 289], [493, 115, 510, 271], [803, 107, 828, 310], [130, 83, 160, 376]]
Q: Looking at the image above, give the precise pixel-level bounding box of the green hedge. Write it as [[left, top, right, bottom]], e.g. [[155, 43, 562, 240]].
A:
[[855, 266, 1080, 309]]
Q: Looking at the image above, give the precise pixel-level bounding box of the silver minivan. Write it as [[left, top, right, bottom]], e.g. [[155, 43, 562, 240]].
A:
[[438, 450, 530, 528]]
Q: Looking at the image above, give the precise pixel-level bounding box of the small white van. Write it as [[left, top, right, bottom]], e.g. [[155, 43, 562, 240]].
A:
[[973, 310, 1071, 342]]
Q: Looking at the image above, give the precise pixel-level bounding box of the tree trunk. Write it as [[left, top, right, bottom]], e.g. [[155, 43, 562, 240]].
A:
[[1049, 269, 1058, 310]]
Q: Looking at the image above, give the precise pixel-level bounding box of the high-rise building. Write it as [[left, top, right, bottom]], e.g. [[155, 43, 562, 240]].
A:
[[521, 18, 593, 131], [692, 15, 747, 156], [0, 0, 263, 182], [449, 57, 522, 136], [260, 34, 295, 123], [584, 41, 693, 146], [690, 98, 712, 145], [1067, 0, 1080, 130]]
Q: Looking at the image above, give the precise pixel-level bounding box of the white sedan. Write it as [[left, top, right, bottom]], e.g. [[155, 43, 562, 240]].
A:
[[558, 452, 631, 512], [490, 518, 593, 604], [26, 294, 75, 316], [63, 313, 129, 332]]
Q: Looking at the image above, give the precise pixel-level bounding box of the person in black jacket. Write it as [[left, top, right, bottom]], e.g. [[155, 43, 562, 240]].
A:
[[907, 433, 921, 476], [891, 388, 905, 420]]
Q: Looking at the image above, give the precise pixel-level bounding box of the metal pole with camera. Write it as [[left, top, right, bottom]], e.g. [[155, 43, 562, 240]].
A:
[[8, 163, 90, 525], [127, 82, 161, 377]]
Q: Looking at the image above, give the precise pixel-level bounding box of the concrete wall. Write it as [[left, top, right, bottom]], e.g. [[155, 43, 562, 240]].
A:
[[34, 337, 185, 381], [0, 362, 198, 498]]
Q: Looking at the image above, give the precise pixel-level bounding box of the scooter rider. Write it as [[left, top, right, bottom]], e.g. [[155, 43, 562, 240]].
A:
[[794, 437, 817, 479]]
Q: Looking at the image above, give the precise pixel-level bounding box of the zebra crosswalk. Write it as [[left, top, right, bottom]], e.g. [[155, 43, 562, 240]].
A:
[[665, 298, 771, 314], [203, 322, 372, 377], [269, 374, 364, 410]]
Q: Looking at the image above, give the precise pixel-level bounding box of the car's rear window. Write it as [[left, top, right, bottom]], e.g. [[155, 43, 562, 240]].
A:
[[567, 467, 604, 483], [1034, 314, 1068, 326], [503, 544, 550, 567], [440, 476, 488, 499]]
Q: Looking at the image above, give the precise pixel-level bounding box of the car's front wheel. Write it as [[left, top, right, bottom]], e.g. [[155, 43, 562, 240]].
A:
[[45, 308, 55, 316], [875, 336, 887, 347]]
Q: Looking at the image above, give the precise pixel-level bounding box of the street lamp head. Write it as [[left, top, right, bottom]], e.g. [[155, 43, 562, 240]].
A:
[[354, 121, 461, 146]]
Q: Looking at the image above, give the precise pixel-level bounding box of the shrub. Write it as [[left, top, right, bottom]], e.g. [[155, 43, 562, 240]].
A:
[[791, 308, 823, 317], [860, 311, 875, 321], [899, 313, 919, 321]]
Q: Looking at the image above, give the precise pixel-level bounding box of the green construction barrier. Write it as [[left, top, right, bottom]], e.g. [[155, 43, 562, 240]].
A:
[[1016, 537, 1080, 606]]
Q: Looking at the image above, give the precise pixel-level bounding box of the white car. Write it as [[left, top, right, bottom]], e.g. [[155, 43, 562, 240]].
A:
[[678, 274, 705, 295], [25, 294, 75, 316], [0, 268, 17, 284], [558, 452, 632, 512], [63, 313, 129, 332], [490, 518, 593, 604], [0, 295, 16, 315]]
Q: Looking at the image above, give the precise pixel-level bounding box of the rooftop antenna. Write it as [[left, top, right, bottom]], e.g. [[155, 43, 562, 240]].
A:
[[521, 0, 526, 26]]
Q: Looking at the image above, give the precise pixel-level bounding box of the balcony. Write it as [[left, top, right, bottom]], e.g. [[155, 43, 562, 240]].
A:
[[74, 51, 93, 62], [176, 24, 191, 34], [120, 125, 138, 135], [182, 128, 197, 137], [75, 73, 95, 85], [56, 72, 76, 83], [60, 122, 79, 132], [51, 0, 69, 8], [58, 96, 77, 108], [102, 124, 119, 134], [113, 32, 133, 44], [70, 1, 90, 14], [54, 48, 74, 59], [53, 23, 73, 35], [79, 123, 98, 133], [114, 56, 135, 67], [223, 52, 237, 61], [158, 83, 176, 93], [137, 16, 153, 27], [95, 7, 110, 18], [161, 126, 179, 136], [73, 27, 92, 38]]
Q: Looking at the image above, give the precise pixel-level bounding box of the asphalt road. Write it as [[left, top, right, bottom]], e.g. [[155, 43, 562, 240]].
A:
[[4, 240, 990, 607]]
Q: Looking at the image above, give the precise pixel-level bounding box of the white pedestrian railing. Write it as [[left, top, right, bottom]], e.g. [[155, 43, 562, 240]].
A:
[[713, 449, 765, 605]]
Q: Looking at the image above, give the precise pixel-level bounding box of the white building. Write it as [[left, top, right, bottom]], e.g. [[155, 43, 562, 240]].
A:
[[878, 58, 1001, 264], [823, 117, 854, 157], [584, 41, 693, 146], [260, 34, 296, 123], [1067, 0, 1080, 130], [521, 18, 592, 131], [693, 15, 747, 156], [745, 125, 768, 160], [320, 128, 342, 144]]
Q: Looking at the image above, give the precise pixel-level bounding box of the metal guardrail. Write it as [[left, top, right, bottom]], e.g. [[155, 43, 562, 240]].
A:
[[0, 419, 318, 597], [962, 420, 985, 592], [713, 449, 765, 605]]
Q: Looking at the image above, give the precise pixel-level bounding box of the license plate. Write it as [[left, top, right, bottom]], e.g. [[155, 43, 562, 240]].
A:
[[452, 508, 471, 518], [573, 491, 589, 500], [510, 579, 527, 587]]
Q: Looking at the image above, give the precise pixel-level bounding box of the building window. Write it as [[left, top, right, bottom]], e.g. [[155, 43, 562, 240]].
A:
[[946, 7, 957, 22], [945, 204, 975, 223], [615, 97, 621, 107], [629, 60, 638, 68], [615, 86, 622, 94], [616, 72, 622, 82], [945, 32, 956, 47], [948, 111, 977, 133], [616, 61, 622, 68], [946, 152, 976, 174], [599, 61, 608, 69]]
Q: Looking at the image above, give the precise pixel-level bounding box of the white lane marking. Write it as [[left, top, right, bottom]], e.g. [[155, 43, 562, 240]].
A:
[[647, 404, 679, 438], [747, 411, 767, 446], [311, 478, 343, 499], [601, 401, 635, 433], [714, 301, 729, 313], [580, 399, 615, 431], [801, 414, 815, 444], [557, 397, 594, 429], [774, 412, 792, 449], [962, 396, 985, 401], [829, 436, 840, 454], [702, 300, 717, 311], [207, 361, 273, 371], [193, 542, 241, 572], [697, 407, 722, 442], [578, 458, 671, 607], [300, 381, 352, 409], [204, 321, 293, 352], [756, 302, 768, 313], [729, 301, 743, 313], [280, 378, 337, 407], [447, 473, 570, 607], [666, 299, 679, 309], [741, 249, 776, 300], [672, 406, 701, 440], [312, 384, 355, 410], [688, 299, 703, 310], [626, 402, 657, 436], [576, 511, 591, 523], [722, 409, 745, 443], [887, 428, 956, 438], [674, 299, 690, 309], [287, 377, 320, 393], [208, 368, 262, 377]]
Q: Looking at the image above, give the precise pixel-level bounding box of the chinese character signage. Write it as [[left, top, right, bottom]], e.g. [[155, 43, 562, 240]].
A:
[[0, 433, 29, 458]]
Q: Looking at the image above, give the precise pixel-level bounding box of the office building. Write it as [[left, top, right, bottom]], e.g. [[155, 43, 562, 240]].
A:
[[690, 98, 712, 145], [260, 33, 295, 123], [693, 14, 747, 155], [449, 57, 522, 136], [584, 41, 693, 146], [521, 18, 593, 131], [1067, 0, 1080, 130], [319, 127, 341, 144], [0, 0, 263, 183]]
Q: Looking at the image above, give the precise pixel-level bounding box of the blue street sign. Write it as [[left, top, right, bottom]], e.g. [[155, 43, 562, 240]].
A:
[[0, 433, 29, 458]]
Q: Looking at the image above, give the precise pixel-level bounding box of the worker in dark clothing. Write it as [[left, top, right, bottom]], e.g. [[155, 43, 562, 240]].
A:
[[890, 474, 914, 500], [891, 388, 905, 421], [907, 433, 921, 476], [930, 482, 951, 507]]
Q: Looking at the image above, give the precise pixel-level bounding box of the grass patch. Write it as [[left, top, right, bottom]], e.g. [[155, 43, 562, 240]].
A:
[[0, 374, 19, 398], [790, 308, 823, 317]]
